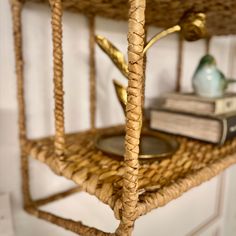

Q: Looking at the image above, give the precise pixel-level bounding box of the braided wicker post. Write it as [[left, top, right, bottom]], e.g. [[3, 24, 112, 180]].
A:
[[50, 0, 66, 160], [116, 0, 146, 235], [88, 15, 96, 130], [11, 0, 32, 207]]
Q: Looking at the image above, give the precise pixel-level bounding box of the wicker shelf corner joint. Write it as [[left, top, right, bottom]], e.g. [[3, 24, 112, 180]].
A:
[[11, 0, 236, 235]]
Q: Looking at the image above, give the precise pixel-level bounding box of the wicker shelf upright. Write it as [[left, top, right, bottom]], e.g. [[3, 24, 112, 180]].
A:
[[10, 0, 236, 235]]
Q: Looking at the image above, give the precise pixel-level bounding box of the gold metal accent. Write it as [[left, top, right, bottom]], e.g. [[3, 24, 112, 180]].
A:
[[95, 35, 129, 78], [96, 13, 207, 117], [180, 12, 207, 41], [95, 12, 206, 159], [96, 13, 207, 77], [144, 12, 207, 54], [113, 79, 142, 130], [95, 130, 179, 161], [143, 25, 181, 54], [113, 80, 127, 114]]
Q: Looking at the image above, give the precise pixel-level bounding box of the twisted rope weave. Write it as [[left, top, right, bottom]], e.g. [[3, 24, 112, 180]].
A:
[[50, 0, 66, 160], [11, 0, 32, 207], [11, 0, 26, 144], [24, 126, 236, 232], [26, 206, 113, 236]]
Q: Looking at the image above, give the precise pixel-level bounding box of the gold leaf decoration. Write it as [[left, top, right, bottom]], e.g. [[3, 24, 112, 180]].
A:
[[95, 35, 128, 78], [113, 79, 127, 114]]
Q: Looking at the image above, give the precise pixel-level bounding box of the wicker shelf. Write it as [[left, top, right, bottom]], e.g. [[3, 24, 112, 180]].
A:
[[11, 0, 236, 235], [22, 0, 236, 35], [25, 125, 236, 220]]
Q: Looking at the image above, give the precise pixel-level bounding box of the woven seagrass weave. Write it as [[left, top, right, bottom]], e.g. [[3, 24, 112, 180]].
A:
[[21, 0, 236, 36], [25, 125, 236, 220]]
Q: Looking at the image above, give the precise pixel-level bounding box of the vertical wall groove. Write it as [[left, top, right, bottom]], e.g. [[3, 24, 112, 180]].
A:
[[205, 37, 211, 54], [88, 15, 96, 130], [176, 34, 183, 92]]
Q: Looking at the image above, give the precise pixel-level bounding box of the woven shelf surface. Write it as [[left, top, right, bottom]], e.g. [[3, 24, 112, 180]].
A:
[[22, 0, 236, 36], [25, 125, 236, 220]]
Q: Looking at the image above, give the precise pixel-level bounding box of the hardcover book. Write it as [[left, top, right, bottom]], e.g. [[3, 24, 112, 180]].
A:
[[163, 93, 236, 115], [150, 109, 236, 144]]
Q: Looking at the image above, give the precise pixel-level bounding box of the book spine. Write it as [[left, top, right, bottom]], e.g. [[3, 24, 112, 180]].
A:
[[220, 115, 236, 144], [165, 97, 236, 115], [164, 99, 213, 115], [150, 109, 236, 145], [215, 98, 236, 115]]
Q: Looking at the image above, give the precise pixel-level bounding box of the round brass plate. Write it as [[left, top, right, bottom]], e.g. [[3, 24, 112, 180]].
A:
[[95, 131, 179, 161]]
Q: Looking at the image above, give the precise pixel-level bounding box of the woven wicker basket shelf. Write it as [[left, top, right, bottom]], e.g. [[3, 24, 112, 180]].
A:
[[22, 0, 236, 35], [25, 125, 236, 220], [10, 0, 236, 235]]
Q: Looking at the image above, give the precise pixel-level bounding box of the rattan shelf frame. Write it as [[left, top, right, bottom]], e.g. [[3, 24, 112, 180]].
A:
[[18, 125, 236, 235], [10, 0, 236, 235], [25, 126, 236, 218], [19, 0, 236, 36]]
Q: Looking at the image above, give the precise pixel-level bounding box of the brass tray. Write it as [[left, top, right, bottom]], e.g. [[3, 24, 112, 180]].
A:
[[95, 130, 179, 161]]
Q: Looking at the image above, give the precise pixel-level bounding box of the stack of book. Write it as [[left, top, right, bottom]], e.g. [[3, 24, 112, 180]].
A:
[[150, 93, 236, 144]]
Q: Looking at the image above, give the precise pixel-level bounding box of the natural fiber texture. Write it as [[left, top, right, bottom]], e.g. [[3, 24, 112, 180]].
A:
[[88, 15, 96, 130], [11, 0, 26, 143], [11, 0, 32, 207], [50, 0, 66, 160], [20, 0, 236, 36], [25, 126, 236, 221], [11, 0, 236, 235], [26, 207, 113, 236], [116, 1, 146, 235], [33, 186, 82, 207]]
